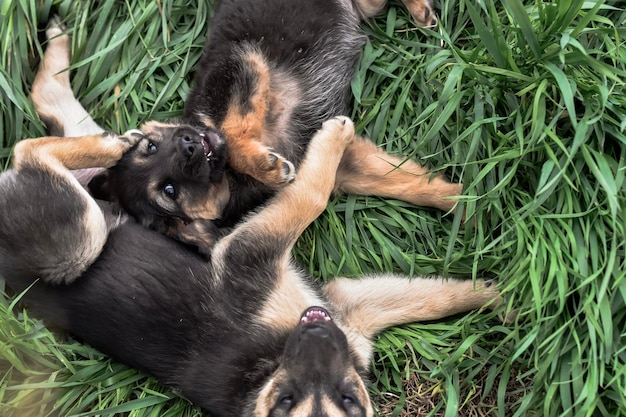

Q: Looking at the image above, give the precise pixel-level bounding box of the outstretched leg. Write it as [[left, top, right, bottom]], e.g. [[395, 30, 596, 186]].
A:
[[212, 116, 356, 334], [31, 17, 103, 137], [325, 275, 502, 366], [217, 116, 355, 254], [335, 136, 463, 213], [31, 17, 107, 186], [350, 0, 438, 27]]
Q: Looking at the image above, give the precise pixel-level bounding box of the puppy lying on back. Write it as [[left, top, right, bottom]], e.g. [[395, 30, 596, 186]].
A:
[[0, 116, 504, 417], [34, 0, 462, 255]]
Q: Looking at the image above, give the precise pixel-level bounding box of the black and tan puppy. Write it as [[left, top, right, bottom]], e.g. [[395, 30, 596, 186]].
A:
[[0, 117, 502, 417], [33, 0, 461, 253]]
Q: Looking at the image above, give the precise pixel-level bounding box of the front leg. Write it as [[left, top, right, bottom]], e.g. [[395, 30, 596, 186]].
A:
[[12, 130, 143, 173], [218, 49, 296, 188], [215, 117, 355, 258], [211, 117, 355, 334]]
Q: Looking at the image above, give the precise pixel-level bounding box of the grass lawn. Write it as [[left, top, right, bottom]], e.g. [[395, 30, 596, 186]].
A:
[[1, 0, 625, 416]]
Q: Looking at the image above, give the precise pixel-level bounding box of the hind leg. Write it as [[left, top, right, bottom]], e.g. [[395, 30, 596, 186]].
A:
[[351, 0, 438, 27], [217, 49, 296, 189], [31, 17, 106, 186], [334, 136, 463, 213], [31, 16, 103, 137], [5, 131, 140, 285], [325, 275, 503, 367]]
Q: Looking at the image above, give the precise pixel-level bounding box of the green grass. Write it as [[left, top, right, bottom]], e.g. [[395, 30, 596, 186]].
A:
[[1, 0, 625, 416]]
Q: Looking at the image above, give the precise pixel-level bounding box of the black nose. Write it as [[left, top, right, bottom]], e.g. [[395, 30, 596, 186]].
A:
[[180, 135, 201, 157]]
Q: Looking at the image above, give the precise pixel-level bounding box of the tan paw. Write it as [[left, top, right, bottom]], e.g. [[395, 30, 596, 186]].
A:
[[120, 129, 144, 146], [404, 0, 438, 28], [46, 15, 66, 39], [321, 116, 355, 147], [101, 130, 142, 155], [254, 151, 296, 188]]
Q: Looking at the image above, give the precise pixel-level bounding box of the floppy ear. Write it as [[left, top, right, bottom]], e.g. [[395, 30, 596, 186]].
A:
[[163, 218, 219, 257], [88, 170, 115, 201], [173, 219, 218, 258]]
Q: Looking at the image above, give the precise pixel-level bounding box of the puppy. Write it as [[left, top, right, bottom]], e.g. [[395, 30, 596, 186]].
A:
[[33, 0, 461, 254], [0, 116, 502, 417]]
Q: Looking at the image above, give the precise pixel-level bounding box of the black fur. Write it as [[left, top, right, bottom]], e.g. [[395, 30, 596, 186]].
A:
[[0, 168, 94, 284], [0, 118, 371, 417], [1, 1, 503, 416], [5, 222, 287, 416], [103, 0, 365, 231]]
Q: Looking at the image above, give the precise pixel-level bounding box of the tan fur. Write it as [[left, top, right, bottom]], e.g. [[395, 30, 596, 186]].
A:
[[326, 275, 502, 366], [254, 372, 290, 417], [253, 366, 375, 417], [255, 262, 324, 332], [400, 0, 437, 27], [31, 20, 102, 136], [336, 136, 463, 212], [349, 0, 437, 27], [289, 396, 315, 417], [220, 50, 296, 188], [13, 133, 137, 173], [341, 370, 374, 417], [230, 117, 354, 243], [141, 120, 182, 134], [179, 184, 231, 221]]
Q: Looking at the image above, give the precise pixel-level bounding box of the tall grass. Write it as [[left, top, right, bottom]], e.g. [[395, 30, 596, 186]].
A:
[[1, 0, 625, 416]]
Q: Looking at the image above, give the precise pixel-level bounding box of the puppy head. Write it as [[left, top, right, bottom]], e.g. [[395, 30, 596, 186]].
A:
[[90, 121, 230, 252], [250, 307, 374, 417]]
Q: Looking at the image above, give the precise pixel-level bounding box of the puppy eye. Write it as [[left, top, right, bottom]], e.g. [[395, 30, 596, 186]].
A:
[[163, 184, 177, 199], [147, 141, 158, 153], [279, 395, 293, 405], [342, 394, 355, 404]]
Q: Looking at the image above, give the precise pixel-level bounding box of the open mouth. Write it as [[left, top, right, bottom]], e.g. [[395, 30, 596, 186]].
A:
[[300, 306, 333, 324], [200, 133, 214, 161], [199, 130, 225, 162]]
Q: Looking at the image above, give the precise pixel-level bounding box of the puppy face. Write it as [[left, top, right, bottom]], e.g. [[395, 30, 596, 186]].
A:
[[90, 121, 230, 251], [251, 307, 374, 417]]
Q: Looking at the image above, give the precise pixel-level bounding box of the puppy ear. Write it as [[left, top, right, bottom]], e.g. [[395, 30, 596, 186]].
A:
[[164, 218, 218, 257], [88, 170, 114, 201]]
